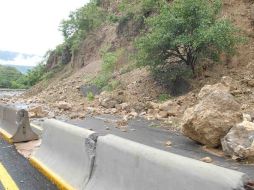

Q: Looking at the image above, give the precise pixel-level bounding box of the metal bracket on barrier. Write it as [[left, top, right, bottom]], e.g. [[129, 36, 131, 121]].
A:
[[85, 133, 98, 184], [17, 110, 26, 135]]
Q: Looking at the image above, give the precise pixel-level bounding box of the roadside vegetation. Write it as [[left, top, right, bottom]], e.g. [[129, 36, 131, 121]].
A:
[[10, 0, 243, 90], [0, 62, 62, 89], [59, 0, 243, 82], [0, 65, 23, 88], [136, 0, 243, 80], [59, 0, 106, 53], [90, 48, 123, 91]]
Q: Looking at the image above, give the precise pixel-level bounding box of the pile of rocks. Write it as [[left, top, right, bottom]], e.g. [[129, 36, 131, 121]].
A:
[[181, 77, 254, 161], [97, 89, 188, 126]]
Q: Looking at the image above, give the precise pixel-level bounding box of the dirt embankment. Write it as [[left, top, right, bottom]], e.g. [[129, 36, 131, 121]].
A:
[[1, 0, 254, 126]]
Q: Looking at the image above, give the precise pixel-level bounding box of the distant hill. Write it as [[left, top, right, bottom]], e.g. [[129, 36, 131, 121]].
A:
[[0, 64, 33, 74], [8, 65, 34, 74]]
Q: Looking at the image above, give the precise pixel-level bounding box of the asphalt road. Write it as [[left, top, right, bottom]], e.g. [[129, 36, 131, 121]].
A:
[[0, 137, 57, 190], [66, 114, 254, 180]]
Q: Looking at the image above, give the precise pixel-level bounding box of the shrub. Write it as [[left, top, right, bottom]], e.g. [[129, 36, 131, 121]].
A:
[[103, 80, 121, 91], [21, 63, 46, 87], [91, 49, 120, 89], [158, 93, 170, 102], [87, 91, 95, 101], [136, 0, 243, 77], [92, 73, 112, 89]]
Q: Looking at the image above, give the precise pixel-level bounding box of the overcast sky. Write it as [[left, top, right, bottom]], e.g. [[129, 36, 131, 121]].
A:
[[0, 0, 89, 66]]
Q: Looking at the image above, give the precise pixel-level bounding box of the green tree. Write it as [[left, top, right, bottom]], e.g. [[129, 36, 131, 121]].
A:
[[24, 63, 46, 86], [59, 1, 106, 51], [136, 0, 243, 76], [0, 65, 23, 88]]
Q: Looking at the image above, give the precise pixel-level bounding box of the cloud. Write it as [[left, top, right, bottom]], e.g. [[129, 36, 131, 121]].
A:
[[0, 54, 42, 66], [0, 0, 89, 55]]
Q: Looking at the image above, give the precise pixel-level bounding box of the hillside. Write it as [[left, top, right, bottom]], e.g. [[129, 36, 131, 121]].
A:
[[0, 65, 23, 88], [9, 0, 251, 111], [2, 0, 254, 161], [6, 65, 34, 74]]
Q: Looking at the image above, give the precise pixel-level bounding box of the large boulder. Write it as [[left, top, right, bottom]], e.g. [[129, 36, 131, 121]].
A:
[[198, 83, 229, 99], [99, 91, 125, 109], [221, 120, 254, 160], [158, 100, 181, 116], [182, 84, 242, 147], [29, 106, 48, 118], [56, 101, 72, 111]]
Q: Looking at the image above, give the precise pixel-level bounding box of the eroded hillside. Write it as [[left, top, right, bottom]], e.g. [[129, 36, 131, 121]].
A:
[[2, 0, 254, 129]]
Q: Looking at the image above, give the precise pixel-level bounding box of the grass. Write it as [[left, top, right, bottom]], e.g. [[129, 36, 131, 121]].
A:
[[87, 91, 95, 101], [158, 93, 170, 102]]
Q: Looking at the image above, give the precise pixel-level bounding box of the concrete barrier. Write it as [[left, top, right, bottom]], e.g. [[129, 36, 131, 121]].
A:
[[30, 119, 97, 190], [30, 122, 43, 136], [86, 134, 248, 190], [0, 104, 38, 143]]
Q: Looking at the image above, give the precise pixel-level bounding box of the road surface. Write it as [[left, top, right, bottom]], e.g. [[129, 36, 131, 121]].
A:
[[67, 115, 254, 179], [0, 137, 57, 190]]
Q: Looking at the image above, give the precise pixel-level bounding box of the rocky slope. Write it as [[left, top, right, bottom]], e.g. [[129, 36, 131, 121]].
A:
[[1, 0, 254, 161]]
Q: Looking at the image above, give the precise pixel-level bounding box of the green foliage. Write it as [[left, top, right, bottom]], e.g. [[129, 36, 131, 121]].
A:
[[92, 73, 112, 89], [158, 93, 170, 102], [107, 14, 119, 23], [0, 65, 23, 88], [103, 80, 121, 92], [8, 62, 61, 89], [59, 1, 106, 52], [119, 0, 162, 17], [120, 63, 137, 75], [136, 0, 243, 77], [87, 91, 95, 101], [117, 0, 163, 36], [0, 64, 48, 89], [91, 49, 120, 89], [55, 44, 65, 56], [101, 51, 118, 73], [42, 64, 64, 80], [24, 64, 46, 86]]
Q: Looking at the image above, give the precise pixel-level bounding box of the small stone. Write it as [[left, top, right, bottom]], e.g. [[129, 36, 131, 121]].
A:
[[78, 114, 85, 119], [116, 120, 128, 127], [106, 127, 110, 130], [56, 101, 72, 111], [121, 103, 130, 110], [158, 111, 168, 118], [243, 113, 252, 122], [70, 113, 78, 119], [130, 111, 138, 118], [200, 157, 213, 163], [165, 141, 172, 147]]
